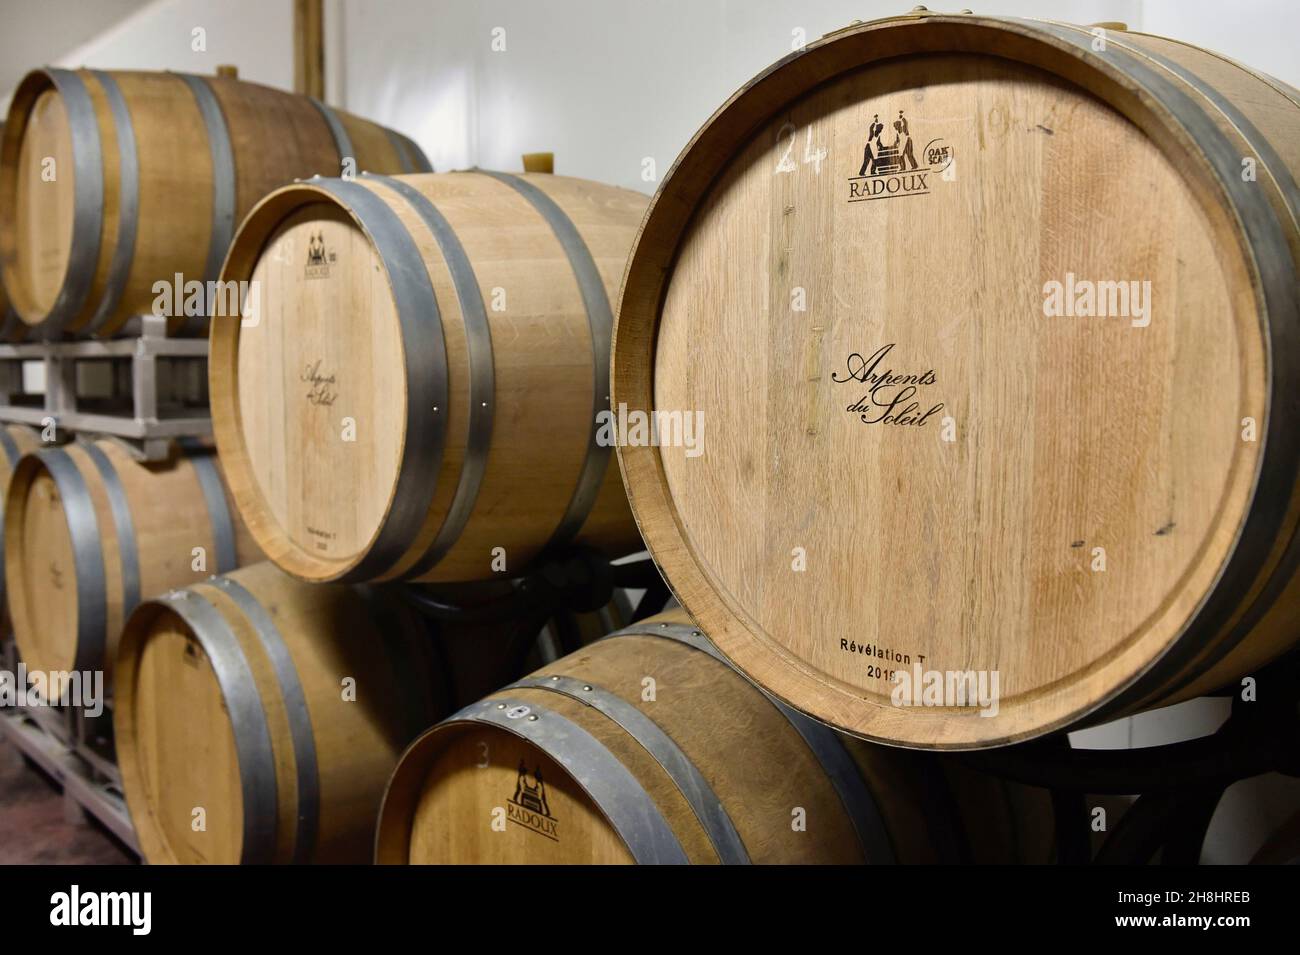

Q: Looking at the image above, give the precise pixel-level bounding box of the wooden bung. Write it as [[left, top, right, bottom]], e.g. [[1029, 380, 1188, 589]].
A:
[[210, 171, 647, 584], [0, 68, 430, 338], [375, 608, 1054, 864], [114, 561, 443, 864], [610, 14, 1300, 747], [521, 152, 554, 173], [4, 437, 260, 684]]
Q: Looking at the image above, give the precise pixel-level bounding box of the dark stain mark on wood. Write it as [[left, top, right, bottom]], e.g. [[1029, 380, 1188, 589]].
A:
[[1155, 522, 1176, 536], [1070, 540, 1085, 548]]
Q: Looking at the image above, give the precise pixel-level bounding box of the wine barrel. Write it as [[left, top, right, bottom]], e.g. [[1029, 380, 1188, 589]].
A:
[[210, 171, 647, 584], [375, 608, 1053, 864], [0, 423, 42, 624], [115, 561, 442, 864], [0, 67, 430, 338], [612, 13, 1300, 748], [5, 437, 260, 681]]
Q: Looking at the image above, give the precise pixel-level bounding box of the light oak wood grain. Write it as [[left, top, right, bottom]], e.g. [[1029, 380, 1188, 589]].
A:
[[211, 172, 647, 583], [115, 560, 441, 864], [5, 438, 260, 683], [377, 608, 1052, 864], [0, 68, 416, 335], [611, 14, 1300, 747]]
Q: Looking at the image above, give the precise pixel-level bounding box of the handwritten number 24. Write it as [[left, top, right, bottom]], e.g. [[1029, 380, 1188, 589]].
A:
[[775, 123, 828, 175]]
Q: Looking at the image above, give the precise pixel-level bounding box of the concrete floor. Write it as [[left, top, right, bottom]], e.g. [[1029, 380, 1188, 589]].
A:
[[0, 737, 136, 864]]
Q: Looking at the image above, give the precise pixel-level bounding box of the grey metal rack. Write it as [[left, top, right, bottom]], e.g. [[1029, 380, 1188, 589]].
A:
[[0, 314, 209, 461], [0, 635, 139, 855]]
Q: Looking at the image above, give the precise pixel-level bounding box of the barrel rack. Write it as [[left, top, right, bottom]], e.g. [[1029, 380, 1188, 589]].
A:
[[0, 544, 656, 864], [957, 654, 1300, 865], [402, 546, 662, 706], [0, 312, 211, 859], [0, 634, 139, 856], [0, 314, 210, 461]]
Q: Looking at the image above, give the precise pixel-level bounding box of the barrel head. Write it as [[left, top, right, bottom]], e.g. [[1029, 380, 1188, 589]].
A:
[[615, 18, 1274, 747]]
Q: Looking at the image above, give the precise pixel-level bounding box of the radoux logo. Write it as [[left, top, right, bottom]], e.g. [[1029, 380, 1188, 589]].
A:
[[847, 109, 954, 202], [507, 759, 559, 842]]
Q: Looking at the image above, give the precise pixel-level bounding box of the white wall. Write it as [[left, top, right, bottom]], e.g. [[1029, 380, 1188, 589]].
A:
[[333, 0, 1300, 191], [0, 0, 151, 113], [10, 0, 1298, 190], [46, 0, 292, 99]]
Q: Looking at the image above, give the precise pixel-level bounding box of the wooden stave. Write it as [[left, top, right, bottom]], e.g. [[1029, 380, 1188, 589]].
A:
[[609, 13, 1300, 748], [375, 608, 1052, 864], [0, 67, 429, 338], [4, 437, 259, 681], [1042, 23, 1300, 715], [114, 561, 442, 864], [976, 20, 1300, 723], [210, 171, 645, 585]]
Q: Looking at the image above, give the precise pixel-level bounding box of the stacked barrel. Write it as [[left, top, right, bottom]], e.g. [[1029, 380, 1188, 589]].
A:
[[0, 61, 673, 864], [183, 165, 663, 862], [114, 562, 442, 864], [195, 148, 1049, 864], [4, 12, 1296, 867], [208, 169, 647, 583], [0, 67, 448, 864], [369, 13, 1300, 863], [0, 67, 429, 338], [376, 610, 1056, 865], [610, 13, 1300, 749]]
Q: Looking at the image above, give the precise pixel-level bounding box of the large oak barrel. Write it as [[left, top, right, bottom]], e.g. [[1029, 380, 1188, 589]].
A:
[[612, 14, 1300, 748], [115, 561, 442, 864], [375, 608, 1052, 864], [0, 68, 429, 338], [5, 437, 260, 681], [210, 171, 647, 584], [0, 423, 42, 623]]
